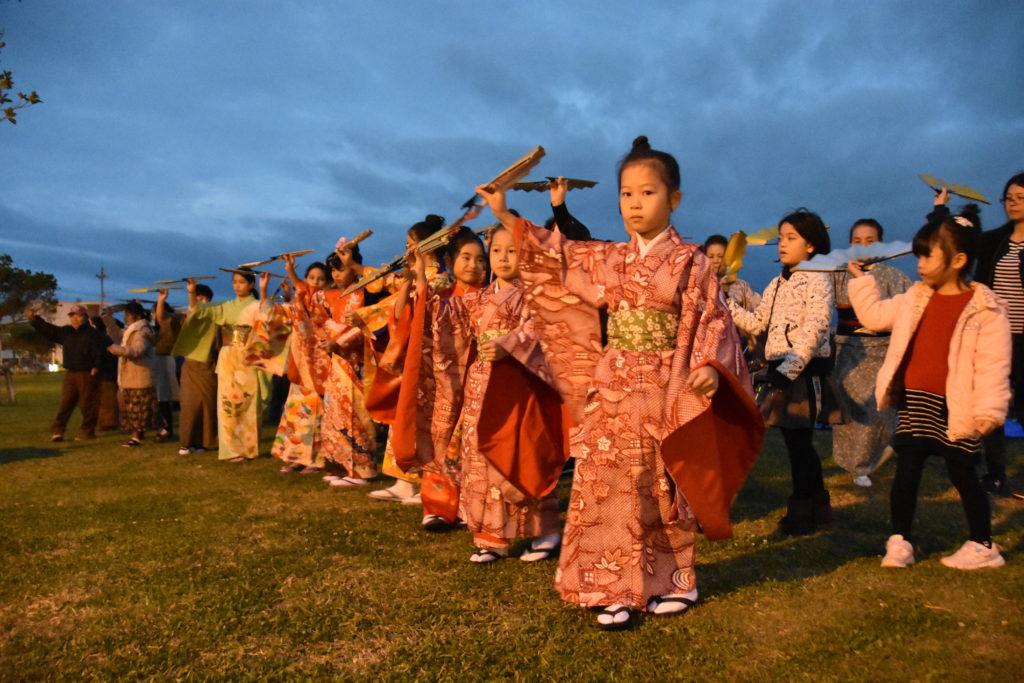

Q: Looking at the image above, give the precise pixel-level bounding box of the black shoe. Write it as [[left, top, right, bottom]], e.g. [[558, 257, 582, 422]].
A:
[[811, 489, 833, 526], [778, 496, 816, 536]]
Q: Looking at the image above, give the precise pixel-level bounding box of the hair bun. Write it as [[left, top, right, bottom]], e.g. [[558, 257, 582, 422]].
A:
[[958, 204, 982, 231], [631, 135, 651, 152], [425, 214, 445, 228]]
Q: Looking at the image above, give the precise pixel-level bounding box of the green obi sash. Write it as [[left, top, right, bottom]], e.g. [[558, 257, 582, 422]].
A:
[[477, 328, 513, 345], [607, 309, 678, 352]]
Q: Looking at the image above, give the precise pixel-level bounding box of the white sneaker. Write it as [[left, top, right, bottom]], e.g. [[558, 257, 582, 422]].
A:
[[881, 534, 915, 567], [940, 541, 1005, 570], [854, 475, 872, 487]]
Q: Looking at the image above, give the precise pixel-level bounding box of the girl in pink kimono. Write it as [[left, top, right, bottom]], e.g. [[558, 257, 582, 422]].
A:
[[477, 136, 763, 631], [393, 229, 484, 530], [446, 226, 567, 563]]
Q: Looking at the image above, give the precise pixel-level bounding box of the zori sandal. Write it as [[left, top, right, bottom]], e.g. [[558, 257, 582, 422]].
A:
[[595, 605, 633, 631]]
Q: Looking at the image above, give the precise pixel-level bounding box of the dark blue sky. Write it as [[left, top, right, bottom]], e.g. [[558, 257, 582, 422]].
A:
[[2, 1, 1022, 305]]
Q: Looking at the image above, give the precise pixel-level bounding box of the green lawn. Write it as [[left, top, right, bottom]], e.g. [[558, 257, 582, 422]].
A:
[[1, 373, 1022, 680]]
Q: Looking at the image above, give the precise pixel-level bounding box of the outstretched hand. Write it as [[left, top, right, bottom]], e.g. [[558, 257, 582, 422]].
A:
[[688, 365, 719, 398], [933, 187, 950, 206], [475, 184, 510, 219]]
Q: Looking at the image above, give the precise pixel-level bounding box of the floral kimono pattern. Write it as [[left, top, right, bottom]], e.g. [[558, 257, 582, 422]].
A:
[[458, 280, 564, 546], [182, 295, 271, 461], [315, 288, 377, 478], [272, 383, 323, 467], [514, 220, 762, 609], [254, 286, 331, 468]]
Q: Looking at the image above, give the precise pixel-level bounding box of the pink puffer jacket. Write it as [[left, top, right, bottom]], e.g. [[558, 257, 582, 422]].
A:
[[848, 276, 1011, 441]]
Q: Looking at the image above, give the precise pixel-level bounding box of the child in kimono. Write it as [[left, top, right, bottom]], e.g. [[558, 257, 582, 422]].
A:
[[273, 257, 330, 473], [421, 225, 567, 562], [317, 252, 378, 486], [477, 136, 762, 631], [369, 215, 451, 504], [392, 228, 485, 530]]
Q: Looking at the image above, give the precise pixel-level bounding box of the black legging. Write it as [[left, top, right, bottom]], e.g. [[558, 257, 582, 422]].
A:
[[891, 440, 991, 543], [780, 427, 826, 499], [981, 332, 1024, 479], [157, 400, 174, 434]]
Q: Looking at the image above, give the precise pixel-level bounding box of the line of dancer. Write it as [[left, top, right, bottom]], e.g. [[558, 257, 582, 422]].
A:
[[31, 139, 1021, 631]]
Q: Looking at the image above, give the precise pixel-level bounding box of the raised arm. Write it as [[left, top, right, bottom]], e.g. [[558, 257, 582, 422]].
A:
[[847, 268, 903, 333], [155, 288, 171, 324], [282, 253, 303, 291], [728, 279, 775, 336]]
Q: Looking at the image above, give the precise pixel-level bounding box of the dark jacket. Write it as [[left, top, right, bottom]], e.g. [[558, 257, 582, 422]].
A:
[[973, 220, 1024, 289], [31, 318, 104, 372], [551, 202, 592, 241]]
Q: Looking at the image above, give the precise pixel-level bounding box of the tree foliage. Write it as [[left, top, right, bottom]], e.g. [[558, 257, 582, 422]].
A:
[[3, 321, 51, 356], [0, 253, 58, 321], [1, 31, 43, 125]]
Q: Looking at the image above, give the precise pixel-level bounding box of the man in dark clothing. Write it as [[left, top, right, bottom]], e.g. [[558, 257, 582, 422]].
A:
[[91, 315, 120, 431], [26, 304, 104, 441]]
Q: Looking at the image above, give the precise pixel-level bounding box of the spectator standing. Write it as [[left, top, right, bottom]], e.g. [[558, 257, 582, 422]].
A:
[[26, 304, 103, 441]]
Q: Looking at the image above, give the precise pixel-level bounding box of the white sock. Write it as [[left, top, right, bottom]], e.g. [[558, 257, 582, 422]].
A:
[[531, 533, 561, 551], [648, 588, 699, 615], [388, 480, 416, 498], [596, 604, 630, 626]]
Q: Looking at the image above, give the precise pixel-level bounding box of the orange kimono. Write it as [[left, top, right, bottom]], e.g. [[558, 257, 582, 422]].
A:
[[315, 288, 377, 479], [392, 281, 477, 522]]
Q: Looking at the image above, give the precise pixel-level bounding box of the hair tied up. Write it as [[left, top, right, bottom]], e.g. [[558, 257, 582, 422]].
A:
[[425, 214, 445, 228], [953, 216, 974, 228], [631, 135, 651, 152]]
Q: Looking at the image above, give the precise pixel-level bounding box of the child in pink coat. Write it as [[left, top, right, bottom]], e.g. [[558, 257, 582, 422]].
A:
[[848, 197, 1011, 570]]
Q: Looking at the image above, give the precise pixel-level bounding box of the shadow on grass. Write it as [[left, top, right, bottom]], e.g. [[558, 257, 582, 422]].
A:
[[0, 447, 65, 465]]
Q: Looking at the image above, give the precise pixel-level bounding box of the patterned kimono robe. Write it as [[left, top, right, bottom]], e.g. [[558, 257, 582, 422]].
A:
[[255, 283, 332, 468], [371, 266, 451, 486], [459, 280, 567, 546], [315, 288, 377, 479], [513, 219, 763, 609], [178, 296, 271, 461], [392, 281, 478, 521]]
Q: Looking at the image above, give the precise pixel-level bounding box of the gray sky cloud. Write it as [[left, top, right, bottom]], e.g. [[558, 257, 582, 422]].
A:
[[2, 1, 1021, 303]]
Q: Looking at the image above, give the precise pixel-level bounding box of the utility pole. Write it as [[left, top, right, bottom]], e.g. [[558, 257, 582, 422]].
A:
[[96, 266, 108, 309]]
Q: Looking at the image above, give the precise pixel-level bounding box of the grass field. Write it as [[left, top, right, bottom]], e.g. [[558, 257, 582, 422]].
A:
[[1, 373, 1022, 680]]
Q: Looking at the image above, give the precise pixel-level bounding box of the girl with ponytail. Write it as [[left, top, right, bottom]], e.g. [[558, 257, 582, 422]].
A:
[[477, 136, 763, 631], [848, 189, 1011, 570]]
